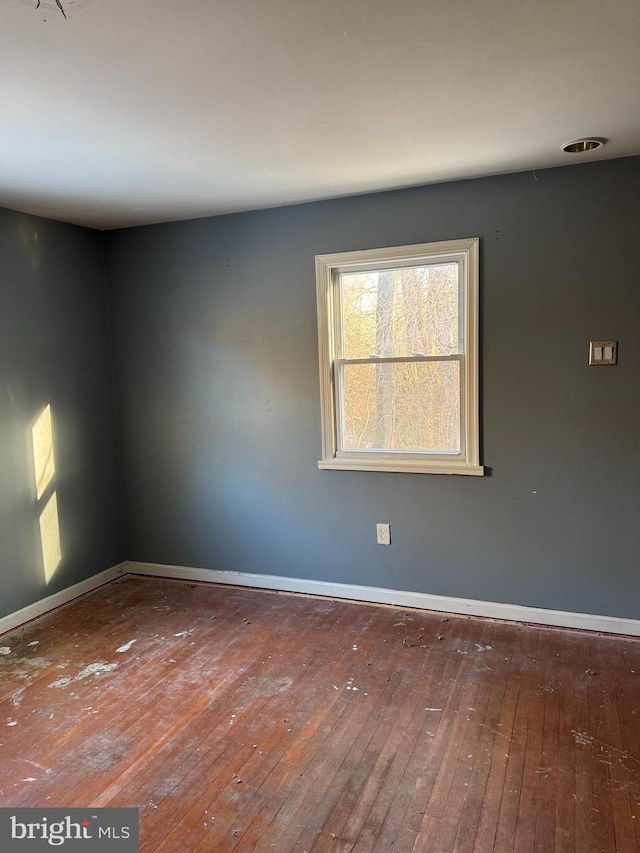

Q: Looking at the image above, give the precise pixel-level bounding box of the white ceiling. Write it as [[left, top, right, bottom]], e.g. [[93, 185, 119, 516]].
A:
[[1, 0, 639, 230]]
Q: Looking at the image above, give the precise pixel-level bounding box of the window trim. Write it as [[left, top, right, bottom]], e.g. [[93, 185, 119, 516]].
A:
[[315, 238, 483, 475]]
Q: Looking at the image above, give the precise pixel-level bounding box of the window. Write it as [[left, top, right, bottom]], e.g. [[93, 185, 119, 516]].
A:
[[315, 238, 482, 475]]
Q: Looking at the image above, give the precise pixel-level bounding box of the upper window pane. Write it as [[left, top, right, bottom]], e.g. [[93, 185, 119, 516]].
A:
[[340, 263, 459, 359]]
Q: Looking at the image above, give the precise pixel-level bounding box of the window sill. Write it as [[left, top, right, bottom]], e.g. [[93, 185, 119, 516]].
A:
[[318, 459, 484, 476]]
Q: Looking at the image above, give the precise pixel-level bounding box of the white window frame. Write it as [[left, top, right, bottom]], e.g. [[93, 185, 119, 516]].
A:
[[315, 237, 483, 475]]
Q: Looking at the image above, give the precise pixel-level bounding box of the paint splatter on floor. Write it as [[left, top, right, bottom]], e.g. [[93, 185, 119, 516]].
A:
[[48, 661, 118, 688]]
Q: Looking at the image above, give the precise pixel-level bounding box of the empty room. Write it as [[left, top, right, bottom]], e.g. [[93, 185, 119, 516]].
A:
[[1, 1, 639, 851]]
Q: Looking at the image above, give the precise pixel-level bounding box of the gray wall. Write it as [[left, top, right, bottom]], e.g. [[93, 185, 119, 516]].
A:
[[0, 209, 124, 619], [105, 157, 640, 619]]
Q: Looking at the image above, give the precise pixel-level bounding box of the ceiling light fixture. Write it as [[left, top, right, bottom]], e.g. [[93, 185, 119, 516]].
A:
[[561, 138, 605, 154]]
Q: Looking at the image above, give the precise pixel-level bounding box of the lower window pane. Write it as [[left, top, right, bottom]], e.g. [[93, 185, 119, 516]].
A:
[[341, 361, 460, 453]]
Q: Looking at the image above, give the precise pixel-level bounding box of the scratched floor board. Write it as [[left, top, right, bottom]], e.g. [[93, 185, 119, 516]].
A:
[[525, 629, 558, 852], [301, 616, 482, 853], [350, 620, 481, 853], [492, 627, 541, 851], [592, 636, 637, 852], [450, 631, 515, 852], [410, 625, 500, 852], [585, 638, 618, 851], [531, 628, 561, 852], [145, 603, 385, 851], [69, 605, 287, 808], [264, 632, 427, 850], [572, 632, 601, 853], [1, 581, 216, 800], [6, 581, 276, 808], [1, 576, 639, 853], [513, 625, 553, 853], [469, 623, 523, 852], [371, 617, 485, 852], [136, 601, 377, 846], [296, 640, 442, 851], [155, 600, 400, 850], [235, 613, 475, 851], [229, 615, 401, 851], [619, 645, 640, 850], [111, 603, 356, 824]]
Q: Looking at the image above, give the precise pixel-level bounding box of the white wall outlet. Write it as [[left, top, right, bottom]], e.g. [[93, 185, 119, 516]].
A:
[[376, 523, 391, 545]]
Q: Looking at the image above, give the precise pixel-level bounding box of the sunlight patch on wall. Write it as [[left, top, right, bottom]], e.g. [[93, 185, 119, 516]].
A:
[[39, 492, 62, 583], [32, 404, 62, 583], [32, 404, 55, 500]]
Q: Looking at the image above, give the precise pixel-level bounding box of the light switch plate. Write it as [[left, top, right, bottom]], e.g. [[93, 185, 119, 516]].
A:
[[589, 340, 617, 365]]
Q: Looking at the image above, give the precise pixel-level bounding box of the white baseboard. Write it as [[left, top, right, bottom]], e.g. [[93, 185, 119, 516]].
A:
[[0, 563, 126, 637], [125, 561, 640, 637], [4, 560, 637, 639]]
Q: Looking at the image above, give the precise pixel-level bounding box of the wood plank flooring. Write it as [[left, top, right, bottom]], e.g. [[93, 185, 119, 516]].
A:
[[1, 576, 639, 851]]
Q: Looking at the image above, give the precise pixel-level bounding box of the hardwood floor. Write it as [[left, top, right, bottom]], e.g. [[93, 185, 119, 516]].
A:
[[1, 576, 639, 851]]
